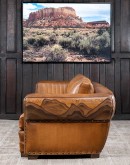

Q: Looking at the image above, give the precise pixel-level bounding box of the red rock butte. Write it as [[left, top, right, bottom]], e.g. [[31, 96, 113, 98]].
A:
[[23, 7, 110, 28], [28, 7, 77, 21], [23, 7, 83, 28]]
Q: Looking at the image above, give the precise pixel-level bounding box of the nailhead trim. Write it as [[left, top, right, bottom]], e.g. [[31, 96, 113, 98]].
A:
[[27, 151, 99, 155], [26, 119, 109, 123], [24, 123, 27, 155]]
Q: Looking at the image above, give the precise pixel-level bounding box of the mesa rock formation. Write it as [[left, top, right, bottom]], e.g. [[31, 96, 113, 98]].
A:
[[23, 7, 110, 28], [24, 7, 83, 28], [28, 7, 76, 21]]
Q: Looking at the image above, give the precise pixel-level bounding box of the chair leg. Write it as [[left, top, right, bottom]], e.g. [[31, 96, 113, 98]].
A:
[[90, 154, 100, 158], [28, 155, 39, 160], [21, 153, 27, 157]]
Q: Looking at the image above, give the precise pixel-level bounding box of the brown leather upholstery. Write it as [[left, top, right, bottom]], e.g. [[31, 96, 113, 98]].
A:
[[19, 130, 24, 153], [67, 74, 94, 94], [25, 122, 109, 155], [35, 81, 68, 94], [19, 113, 24, 130], [19, 74, 116, 159], [24, 93, 114, 121], [78, 82, 94, 94]]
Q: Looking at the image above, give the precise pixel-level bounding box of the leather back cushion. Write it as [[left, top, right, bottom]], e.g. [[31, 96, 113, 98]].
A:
[[78, 82, 94, 94], [36, 81, 68, 94], [67, 74, 94, 94]]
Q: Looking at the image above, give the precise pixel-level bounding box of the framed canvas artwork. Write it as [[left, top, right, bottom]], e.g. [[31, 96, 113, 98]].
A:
[[22, 3, 111, 62]]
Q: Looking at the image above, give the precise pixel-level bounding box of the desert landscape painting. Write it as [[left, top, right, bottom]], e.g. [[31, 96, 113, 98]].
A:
[[23, 3, 111, 62]]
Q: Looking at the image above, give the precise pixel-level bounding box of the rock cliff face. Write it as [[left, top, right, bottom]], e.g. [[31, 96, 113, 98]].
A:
[[23, 7, 110, 28], [24, 7, 83, 28], [28, 7, 76, 21]]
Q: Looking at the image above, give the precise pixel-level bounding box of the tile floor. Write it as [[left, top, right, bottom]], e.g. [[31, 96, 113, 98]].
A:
[[0, 120, 130, 165]]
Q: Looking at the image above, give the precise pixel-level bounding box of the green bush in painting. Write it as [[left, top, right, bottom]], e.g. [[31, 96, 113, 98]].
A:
[[23, 39, 28, 50], [44, 45, 67, 62], [79, 37, 92, 54], [49, 34, 57, 44], [27, 36, 49, 47], [33, 36, 49, 47], [59, 37, 72, 48], [23, 27, 111, 60], [27, 37, 36, 45]]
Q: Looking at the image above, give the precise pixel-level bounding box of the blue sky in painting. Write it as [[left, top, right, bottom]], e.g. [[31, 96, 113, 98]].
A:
[[23, 3, 110, 24]]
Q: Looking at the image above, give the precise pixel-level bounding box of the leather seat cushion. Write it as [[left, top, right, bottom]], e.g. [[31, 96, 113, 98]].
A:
[[67, 74, 94, 94]]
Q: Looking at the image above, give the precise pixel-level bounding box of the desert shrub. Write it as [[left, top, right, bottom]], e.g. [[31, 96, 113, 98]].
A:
[[63, 31, 69, 37], [32, 34, 37, 37], [32, 36, 49, 47], [106, 27, 110, 35], [27, 36, 49, 47], [95, 31, 110, 56], [72, 29, 76, 33], [102, 31, 110, 46], [45, 30, 54, 36], [59, 37, 72, 48], [49, 34, 57, 44], [44, 44, 67, 62], [71, 33, 83, 42], [97, 29, 106, 35], [23, 28, 29, 33], [36, 31, 44, 35], [27, 35, 50, 47], [27, 37, 36, 45], [23, 32, 25, 37], [95, 35, 106, 48], [68, 33, 84, 50], [23, 28, 29, 37], [78, 29, 110, 56], [23, 39, 28, 50], [94, 31, 110, 50], [79, 37, 92, 54], [63, 30, 75, 37], [70, 39, 81, 50]]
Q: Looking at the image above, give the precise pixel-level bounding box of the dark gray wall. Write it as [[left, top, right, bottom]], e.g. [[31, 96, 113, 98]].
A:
[[0, 0, 130, 119]]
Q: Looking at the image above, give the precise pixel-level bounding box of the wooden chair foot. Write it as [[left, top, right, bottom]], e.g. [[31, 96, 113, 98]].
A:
[[90, 154, 100, 158], [21, 153, 27, 157], [28, 155, 39, 160]]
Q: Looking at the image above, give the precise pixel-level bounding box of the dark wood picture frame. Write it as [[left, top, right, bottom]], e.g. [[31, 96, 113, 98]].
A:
[[22, 2, 111, 63]]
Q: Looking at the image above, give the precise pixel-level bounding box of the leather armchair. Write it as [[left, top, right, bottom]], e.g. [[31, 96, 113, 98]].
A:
[[19, 74, 115, 159]]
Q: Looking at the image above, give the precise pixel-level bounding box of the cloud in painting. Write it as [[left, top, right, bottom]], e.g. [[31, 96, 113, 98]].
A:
[[23, 3, 110, 23], [23, 3, 37, 19]]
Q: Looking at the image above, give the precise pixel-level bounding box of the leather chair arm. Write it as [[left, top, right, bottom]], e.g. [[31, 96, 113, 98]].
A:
[[24, 93, 115, 122], [92, 82, 113, 94]]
